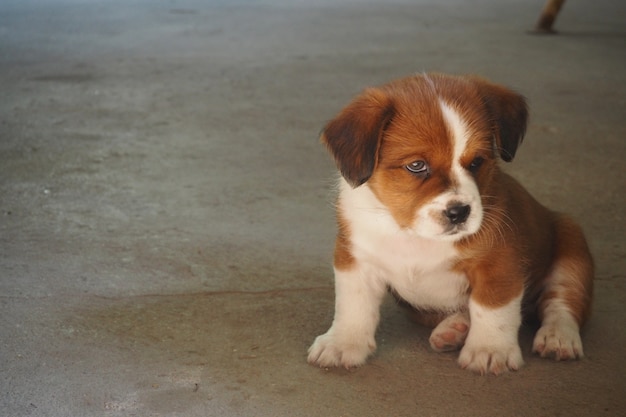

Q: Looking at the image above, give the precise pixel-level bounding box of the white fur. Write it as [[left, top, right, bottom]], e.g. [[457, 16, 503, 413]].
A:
[[338, 179, 469, 311], [307, 266, 384, 368], [307, 179, 470, 368], [458, 295, 524, 374]]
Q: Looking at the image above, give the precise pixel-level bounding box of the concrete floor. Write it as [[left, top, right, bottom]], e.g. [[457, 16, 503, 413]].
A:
[[1, 0, 624, 416]]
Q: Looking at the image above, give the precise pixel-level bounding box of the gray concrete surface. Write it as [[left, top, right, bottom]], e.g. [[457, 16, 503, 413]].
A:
[[1, 0, 624, 416]]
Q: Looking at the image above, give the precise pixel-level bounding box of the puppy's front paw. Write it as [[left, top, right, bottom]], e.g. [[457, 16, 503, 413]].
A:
[[307, 331, 376, 368], [458, 342, 523, 375], [532, 322, 583, 360]]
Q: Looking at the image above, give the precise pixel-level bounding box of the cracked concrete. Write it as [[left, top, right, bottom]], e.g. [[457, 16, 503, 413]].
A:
[[1, 0, 625, 416]]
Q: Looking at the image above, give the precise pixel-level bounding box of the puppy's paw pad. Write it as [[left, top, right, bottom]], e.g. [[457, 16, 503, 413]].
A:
[[458, 344, 523, 375], [307, 333, 375, 368], [533, 324, 583, 360], [429, 314, 470, 352]]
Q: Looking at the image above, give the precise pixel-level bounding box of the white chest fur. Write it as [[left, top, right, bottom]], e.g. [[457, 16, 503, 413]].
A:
[[339, 179, 470, 311]]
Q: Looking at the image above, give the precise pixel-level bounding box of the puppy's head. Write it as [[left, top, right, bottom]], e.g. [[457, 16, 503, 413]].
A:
[[322, 73, 528, 241]]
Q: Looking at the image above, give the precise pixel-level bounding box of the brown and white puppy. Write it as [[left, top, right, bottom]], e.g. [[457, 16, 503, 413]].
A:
[[307, 73, 593, 375]]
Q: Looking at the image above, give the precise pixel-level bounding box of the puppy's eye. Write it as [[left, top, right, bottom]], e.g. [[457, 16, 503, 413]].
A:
[[406, 160, 430, 178], [468, 157, 485, 173]]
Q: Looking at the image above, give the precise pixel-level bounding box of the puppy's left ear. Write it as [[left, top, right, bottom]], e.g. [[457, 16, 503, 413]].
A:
[[321, 88, 395, 187], [472, 77, 529, 162]]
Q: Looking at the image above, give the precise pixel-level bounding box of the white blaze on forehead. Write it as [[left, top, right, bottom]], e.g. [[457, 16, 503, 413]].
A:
[[439, 99, 470, 164], [411, 97, 484, 240], [411, 98, 484, 239]]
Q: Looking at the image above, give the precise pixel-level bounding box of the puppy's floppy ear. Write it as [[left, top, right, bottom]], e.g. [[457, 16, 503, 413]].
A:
[[471, 77, 529, 162], [321, 88, 394, 187]]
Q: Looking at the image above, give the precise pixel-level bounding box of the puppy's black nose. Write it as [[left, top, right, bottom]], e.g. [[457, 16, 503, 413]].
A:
[[444, 204, 471, 225]]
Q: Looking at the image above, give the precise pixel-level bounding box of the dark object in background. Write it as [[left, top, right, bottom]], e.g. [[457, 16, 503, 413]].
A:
[[535, 0, 566, 33]]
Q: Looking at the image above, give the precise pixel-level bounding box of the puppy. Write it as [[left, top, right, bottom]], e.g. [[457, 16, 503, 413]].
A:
[[307, 73, 593, 375]]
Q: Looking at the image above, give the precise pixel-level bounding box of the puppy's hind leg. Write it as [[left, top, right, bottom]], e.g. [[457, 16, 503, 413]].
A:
[[532, 216, 594, 360], [429, 311, 470, 352], [405, 308, 470, 352]]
